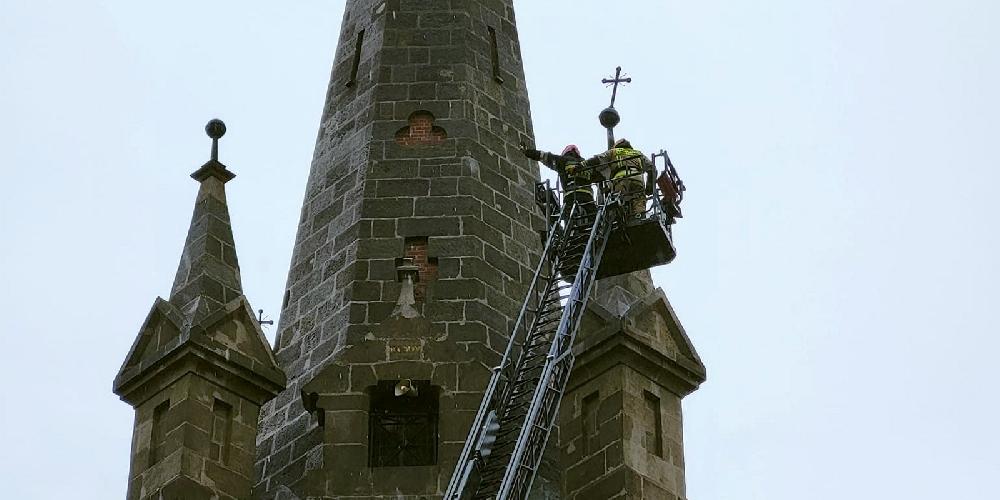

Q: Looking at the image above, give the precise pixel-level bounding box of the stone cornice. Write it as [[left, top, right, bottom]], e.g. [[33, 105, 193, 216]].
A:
[[114, 296, 286, 406]]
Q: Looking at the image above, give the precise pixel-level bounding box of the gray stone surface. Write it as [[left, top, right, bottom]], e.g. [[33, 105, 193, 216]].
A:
[[115, 160, 286, 500], [255, 0, 547, 497], [561, 270, 706, 500]]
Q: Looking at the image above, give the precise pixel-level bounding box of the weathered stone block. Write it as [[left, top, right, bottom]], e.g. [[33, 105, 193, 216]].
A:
[[362, 196, 414, 218], [415, 195, 481, 216], [434, 278, 486, 300], [397, 215, 462, 236], [357, 238, 403, 258], [377, 178, 429, 197]]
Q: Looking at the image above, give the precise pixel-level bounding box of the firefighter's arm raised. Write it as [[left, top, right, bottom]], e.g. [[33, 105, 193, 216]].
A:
[[522, 147, 571, 172]]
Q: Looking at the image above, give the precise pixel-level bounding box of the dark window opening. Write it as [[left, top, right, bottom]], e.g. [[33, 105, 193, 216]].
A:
[[347, 30, 365, 87], [282, 289, 290, 309], [643, 390, 664, 457], [211, 399, 233, 464], [148, 399, 170, 467], [369, 380, 438, 467], [488, 26, 504, 84]]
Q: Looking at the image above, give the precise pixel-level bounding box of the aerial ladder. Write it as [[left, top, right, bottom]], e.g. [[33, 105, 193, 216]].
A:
[[444, 149, 684, 500]]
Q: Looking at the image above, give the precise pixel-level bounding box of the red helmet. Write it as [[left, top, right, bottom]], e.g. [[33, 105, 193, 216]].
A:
[[561, 144, 581, 157]]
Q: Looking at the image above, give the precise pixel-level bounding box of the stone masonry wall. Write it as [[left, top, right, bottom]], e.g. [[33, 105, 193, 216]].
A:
[[558, 271, 705, 500], [255, 0, 547, 496], [128, 374, 264, 500], [560, 366, 688, 500]]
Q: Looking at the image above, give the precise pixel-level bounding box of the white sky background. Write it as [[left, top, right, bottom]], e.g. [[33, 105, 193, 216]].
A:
[[1, 0, 998, 498]]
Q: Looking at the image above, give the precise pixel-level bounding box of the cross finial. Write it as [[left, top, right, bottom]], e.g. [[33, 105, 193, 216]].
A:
[[601, 66, 632, 108], [599, 66, 631, 148]]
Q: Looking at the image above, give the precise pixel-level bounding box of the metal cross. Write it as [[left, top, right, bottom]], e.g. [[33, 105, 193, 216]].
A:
[[602, 66, 632, 108], [257, 309, 274, 328]]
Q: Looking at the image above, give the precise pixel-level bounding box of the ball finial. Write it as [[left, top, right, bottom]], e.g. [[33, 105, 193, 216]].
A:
[[598, 107, 620, 129], [205, 119, 227, 139]]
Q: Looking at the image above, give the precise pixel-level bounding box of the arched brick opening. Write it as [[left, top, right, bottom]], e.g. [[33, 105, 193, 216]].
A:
[[395, 111, 447, 146]]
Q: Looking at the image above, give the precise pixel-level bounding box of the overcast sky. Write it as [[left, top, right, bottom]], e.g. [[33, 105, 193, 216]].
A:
[[2, 1, 999, 498]]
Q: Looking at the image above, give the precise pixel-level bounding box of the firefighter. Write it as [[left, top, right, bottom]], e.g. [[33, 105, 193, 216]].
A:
[[523, 144, 595, 281], [582, 138, 652, 218], [522, 144, 595, 221]]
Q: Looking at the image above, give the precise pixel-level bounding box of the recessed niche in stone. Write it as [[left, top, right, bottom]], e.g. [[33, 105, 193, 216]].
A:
[[395, 111, 446, 147], [394, 236, 438, 302]]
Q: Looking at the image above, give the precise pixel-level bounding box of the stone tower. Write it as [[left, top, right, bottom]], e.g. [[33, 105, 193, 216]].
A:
[[559, 270, 705, 499], [114, 122, 287, 500], [253, 0, 545, 497]]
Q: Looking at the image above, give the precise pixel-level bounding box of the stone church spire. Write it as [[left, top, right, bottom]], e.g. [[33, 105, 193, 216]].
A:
[[168, 119, 243, 325], [254, 1, 549, 497], [114, 121, 285, 500]]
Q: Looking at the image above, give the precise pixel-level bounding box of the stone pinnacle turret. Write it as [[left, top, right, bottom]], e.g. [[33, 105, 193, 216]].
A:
[[167, 119, 242, 326], [561, 269, 705, 499], [114, 121, 286, 500]]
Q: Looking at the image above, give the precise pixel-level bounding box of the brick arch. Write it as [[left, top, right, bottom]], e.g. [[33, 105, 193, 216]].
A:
[[394, 110, 447, 146]]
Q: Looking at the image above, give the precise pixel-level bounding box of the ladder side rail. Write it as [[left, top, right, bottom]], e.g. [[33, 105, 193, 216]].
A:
[[549, 196, 615, 360], [446, 366, 503, 499], [495, 196, 616, 499], [444, 199, 576, 499], [503, 204, 615, 499], [506, 358, 573, 499], [510, 199, 615, 499], [481, 205, 582, 472], [495, 201, 580, 406]]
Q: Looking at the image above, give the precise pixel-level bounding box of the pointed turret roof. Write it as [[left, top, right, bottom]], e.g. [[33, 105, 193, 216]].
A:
[[168, 119, 242, 325], [114, 120, 285, 405]]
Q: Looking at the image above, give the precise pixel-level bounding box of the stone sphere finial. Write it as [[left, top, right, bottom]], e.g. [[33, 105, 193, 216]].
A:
[[205, 119, 227, 139]]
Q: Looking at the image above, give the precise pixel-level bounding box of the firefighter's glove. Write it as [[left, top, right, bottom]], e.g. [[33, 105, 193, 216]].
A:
[[522, 148, 542, 161]]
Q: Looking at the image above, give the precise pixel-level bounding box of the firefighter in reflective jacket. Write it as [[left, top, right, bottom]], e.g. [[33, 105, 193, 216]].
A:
[[582, 139, 651, 218], [522, 144, 595, 221], [523, 144, 594, 280]]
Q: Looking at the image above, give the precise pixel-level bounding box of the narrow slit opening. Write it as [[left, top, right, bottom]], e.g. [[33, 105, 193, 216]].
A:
[[581, 391, 599, 455], [488, 26, 503, 84], [148, 399, 170, 467], [346, 30, 365, 87], [212, 399, 233, 465], [643, 390, 664, 458]]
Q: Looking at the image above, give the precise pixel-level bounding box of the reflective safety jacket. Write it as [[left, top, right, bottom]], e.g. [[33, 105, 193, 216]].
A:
[[583, 147, 653, 180], [539, 152, 593, 195], [609, 147, 645, 179]]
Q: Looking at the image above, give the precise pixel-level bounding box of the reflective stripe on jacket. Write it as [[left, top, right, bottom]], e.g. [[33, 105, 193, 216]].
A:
[[609, 147, 644, 179], [564, 160, 592, 187]]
